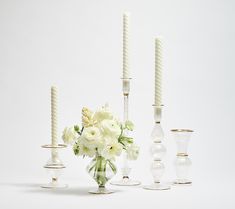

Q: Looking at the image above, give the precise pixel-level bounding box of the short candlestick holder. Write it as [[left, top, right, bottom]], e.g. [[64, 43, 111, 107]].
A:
[[41, 144, 67, 188], [110, 78, 141, 186], [171, 129, 193, 185], [143, 105, 171, 190]]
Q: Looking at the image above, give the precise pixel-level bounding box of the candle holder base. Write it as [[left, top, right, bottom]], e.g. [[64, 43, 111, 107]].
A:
[[173, 179, 192, 185], [41, 181, 68, 189], [89, 187, 115, 194], [143, 182, 171, 190], [110, 177, 141, 186]]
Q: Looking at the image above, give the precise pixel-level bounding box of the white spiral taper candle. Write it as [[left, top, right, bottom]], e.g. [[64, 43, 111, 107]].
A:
[[51, 86, 58, 147], [123, 13, 130, 79], [155, 38, 162, 106]]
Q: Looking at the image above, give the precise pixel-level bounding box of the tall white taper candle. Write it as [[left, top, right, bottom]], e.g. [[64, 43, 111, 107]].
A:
[[51, 86, 58, 146], [123, 12, 130, 78], [155, 38, 162, 106]]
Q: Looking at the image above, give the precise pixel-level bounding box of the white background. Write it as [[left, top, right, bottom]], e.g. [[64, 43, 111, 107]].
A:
[[0, 0, 235, 208]]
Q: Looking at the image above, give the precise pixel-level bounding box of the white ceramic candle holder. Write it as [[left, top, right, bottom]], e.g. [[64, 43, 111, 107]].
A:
[[110, 78, 141, 186], [143, 105, 171, 190], [171, 129, 193, 185]]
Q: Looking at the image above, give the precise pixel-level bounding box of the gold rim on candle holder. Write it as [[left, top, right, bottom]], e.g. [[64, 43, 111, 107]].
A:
[[44, 164, 66, 169], [177, 153, 188, 157], [171, 129, 194, 133], [41, 144, 67, 149], [121, 77, 132, 80], [152, 104, 164, 108], [174, 181, 192, 185]]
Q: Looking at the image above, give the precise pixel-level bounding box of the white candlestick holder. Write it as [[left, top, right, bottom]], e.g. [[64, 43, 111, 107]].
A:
[[41, 144, 67, 188], [143, 105, 171, 190], [110, 78, 141, 186], [171, 129, 193, 185]]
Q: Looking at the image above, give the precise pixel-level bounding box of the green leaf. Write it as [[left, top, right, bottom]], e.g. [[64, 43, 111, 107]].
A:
[[73, 145, 79, 155], [74, 125, 80, 133], [119, 136, 134, 144]]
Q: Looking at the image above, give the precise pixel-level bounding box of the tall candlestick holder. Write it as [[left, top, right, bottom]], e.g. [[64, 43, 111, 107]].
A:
[[110, 78, 141, 186], [143, 105, 171, 190], [41, 144, 67, 188], [171, 129, 193, 185]]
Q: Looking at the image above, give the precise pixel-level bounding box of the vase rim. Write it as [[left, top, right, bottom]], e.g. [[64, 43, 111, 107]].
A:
[[171, 129, 194, 133]]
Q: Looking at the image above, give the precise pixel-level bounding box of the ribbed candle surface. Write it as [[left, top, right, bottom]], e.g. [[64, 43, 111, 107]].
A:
[[155, 38, 162, 106], [51, 86, 58, 146], [123, 13, 130, 78]]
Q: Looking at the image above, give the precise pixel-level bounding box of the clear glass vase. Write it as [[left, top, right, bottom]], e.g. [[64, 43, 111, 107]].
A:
[[87, 155, 117, 194], [171, 129, 193, 185]]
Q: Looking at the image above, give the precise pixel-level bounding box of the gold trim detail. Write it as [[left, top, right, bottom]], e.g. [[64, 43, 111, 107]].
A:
[[177, 153, 188, 157], [152, 104, 164, 108], [121, 77, 132, 80], [44, 165, 66, 169], [171, 129, 194, 133], [174, 181, 192, 185], [41, 144, 67, 149]]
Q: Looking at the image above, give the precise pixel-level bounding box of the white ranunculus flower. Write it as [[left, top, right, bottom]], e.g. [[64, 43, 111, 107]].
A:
[[126, 144, 139, 160], [100, 119, 121, 138], [79, 142, 96, 157], [103, 135, 118, 145], [62, 127, 78, 145], [83, 127, 101, 142], [93, 105, 113, 124], [101, 141, 122, 159], [81, 126, 102, 149]]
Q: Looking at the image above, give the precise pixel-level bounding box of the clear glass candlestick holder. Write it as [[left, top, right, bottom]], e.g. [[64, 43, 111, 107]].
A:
[[143, 105, 171, 190], [110, 150, 140, 186], [171, 129, 193, 185], [41, 144, 67, 189], [110, 78, 141, 186]]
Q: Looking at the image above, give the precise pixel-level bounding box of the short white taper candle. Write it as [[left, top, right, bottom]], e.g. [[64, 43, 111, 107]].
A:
[[155, 38, 162, 106], [51, 86, 58, 146], [123, 12, 130, 78]]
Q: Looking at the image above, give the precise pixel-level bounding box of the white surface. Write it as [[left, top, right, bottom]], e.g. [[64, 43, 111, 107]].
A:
[[1, 178, 234, 209], [0, 0, 235, 208]]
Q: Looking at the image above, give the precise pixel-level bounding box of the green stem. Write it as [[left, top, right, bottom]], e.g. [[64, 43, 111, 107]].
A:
[[108, 160, 117, 174], [88, 156, 116, 188]]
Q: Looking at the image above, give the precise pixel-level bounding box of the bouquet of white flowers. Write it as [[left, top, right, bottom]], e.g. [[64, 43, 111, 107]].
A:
[[62, 104, 139, 193]]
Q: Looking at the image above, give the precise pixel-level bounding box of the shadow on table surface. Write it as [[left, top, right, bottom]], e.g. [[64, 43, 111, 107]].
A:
[[0, 182, 122, 196]]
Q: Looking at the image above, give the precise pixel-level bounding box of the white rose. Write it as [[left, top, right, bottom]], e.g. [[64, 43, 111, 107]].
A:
[[126, 144, 139, 160], [62, 127, 78, 145], [100, 119, 121, 138]]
